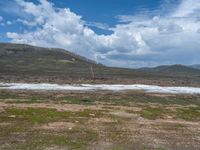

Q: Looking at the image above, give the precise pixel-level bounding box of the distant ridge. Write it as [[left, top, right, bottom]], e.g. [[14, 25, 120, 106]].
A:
[[0, 42, 200, 86], [154, 64, 200, 73], [190, 64, 200, 70], [140, 64, 200, 75]]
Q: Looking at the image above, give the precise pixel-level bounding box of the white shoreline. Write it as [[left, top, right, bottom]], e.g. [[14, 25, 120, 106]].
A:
[[0, 83, 200, 94]]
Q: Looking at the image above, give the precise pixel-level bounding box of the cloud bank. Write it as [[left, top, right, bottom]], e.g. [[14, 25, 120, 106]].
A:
[[6, 0, 200, 68]]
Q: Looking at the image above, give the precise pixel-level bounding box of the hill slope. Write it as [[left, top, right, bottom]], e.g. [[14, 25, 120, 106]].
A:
[[0, 43, 100, 78], [190, 64, 200, 70], [0, 43, 200, 86], [152, 65, 200, 75]]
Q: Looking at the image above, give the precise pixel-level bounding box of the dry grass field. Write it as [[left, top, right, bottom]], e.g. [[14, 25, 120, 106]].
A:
[[0, 90, 200, 150]]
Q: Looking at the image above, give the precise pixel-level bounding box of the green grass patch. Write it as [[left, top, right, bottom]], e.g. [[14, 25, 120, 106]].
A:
[[136, 106, 200, 121], [175, 107, 200, 121], [139, 107, 167, 120], [2, 90, 200, 107], [8, 131, 87, 150], [1, 108, 71, 124]]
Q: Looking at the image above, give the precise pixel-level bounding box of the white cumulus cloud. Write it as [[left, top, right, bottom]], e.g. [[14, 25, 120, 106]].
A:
[[6, 0, 200, 68]]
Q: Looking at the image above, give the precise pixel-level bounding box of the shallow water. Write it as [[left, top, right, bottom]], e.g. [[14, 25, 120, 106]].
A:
[[0, 83, 200, 94]]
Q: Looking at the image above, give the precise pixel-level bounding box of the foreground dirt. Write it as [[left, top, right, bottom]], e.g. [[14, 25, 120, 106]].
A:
[[0, 96, 200, 150]]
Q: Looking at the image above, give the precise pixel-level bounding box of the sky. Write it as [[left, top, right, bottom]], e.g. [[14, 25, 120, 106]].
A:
[[0, 0, 200, 68]]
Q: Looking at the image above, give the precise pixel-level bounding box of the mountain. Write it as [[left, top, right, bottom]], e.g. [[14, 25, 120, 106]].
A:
[[0, 43, 140, 83], [152, 64, 200, 75], [0, 43, 102, 80], [190, 64, 200, 70], [140, 64, 200, 75], [0, 43, 200, 86]]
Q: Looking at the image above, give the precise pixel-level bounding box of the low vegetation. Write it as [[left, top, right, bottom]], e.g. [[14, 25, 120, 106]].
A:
[[1, 43, 200, 86], [0, 90, 200, 149]]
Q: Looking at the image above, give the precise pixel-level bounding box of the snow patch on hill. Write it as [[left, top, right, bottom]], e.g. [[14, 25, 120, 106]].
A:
[[1, 83, 200, 94]]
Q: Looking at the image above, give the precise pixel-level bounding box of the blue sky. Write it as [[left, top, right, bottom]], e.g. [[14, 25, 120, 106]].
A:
[[0, 0, 200, 68], [54, 0, 163, 27], [0, 0, 166, 39]]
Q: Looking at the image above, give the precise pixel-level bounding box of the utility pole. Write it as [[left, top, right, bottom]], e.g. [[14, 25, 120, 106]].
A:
[[90, 65, 95, 79]]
